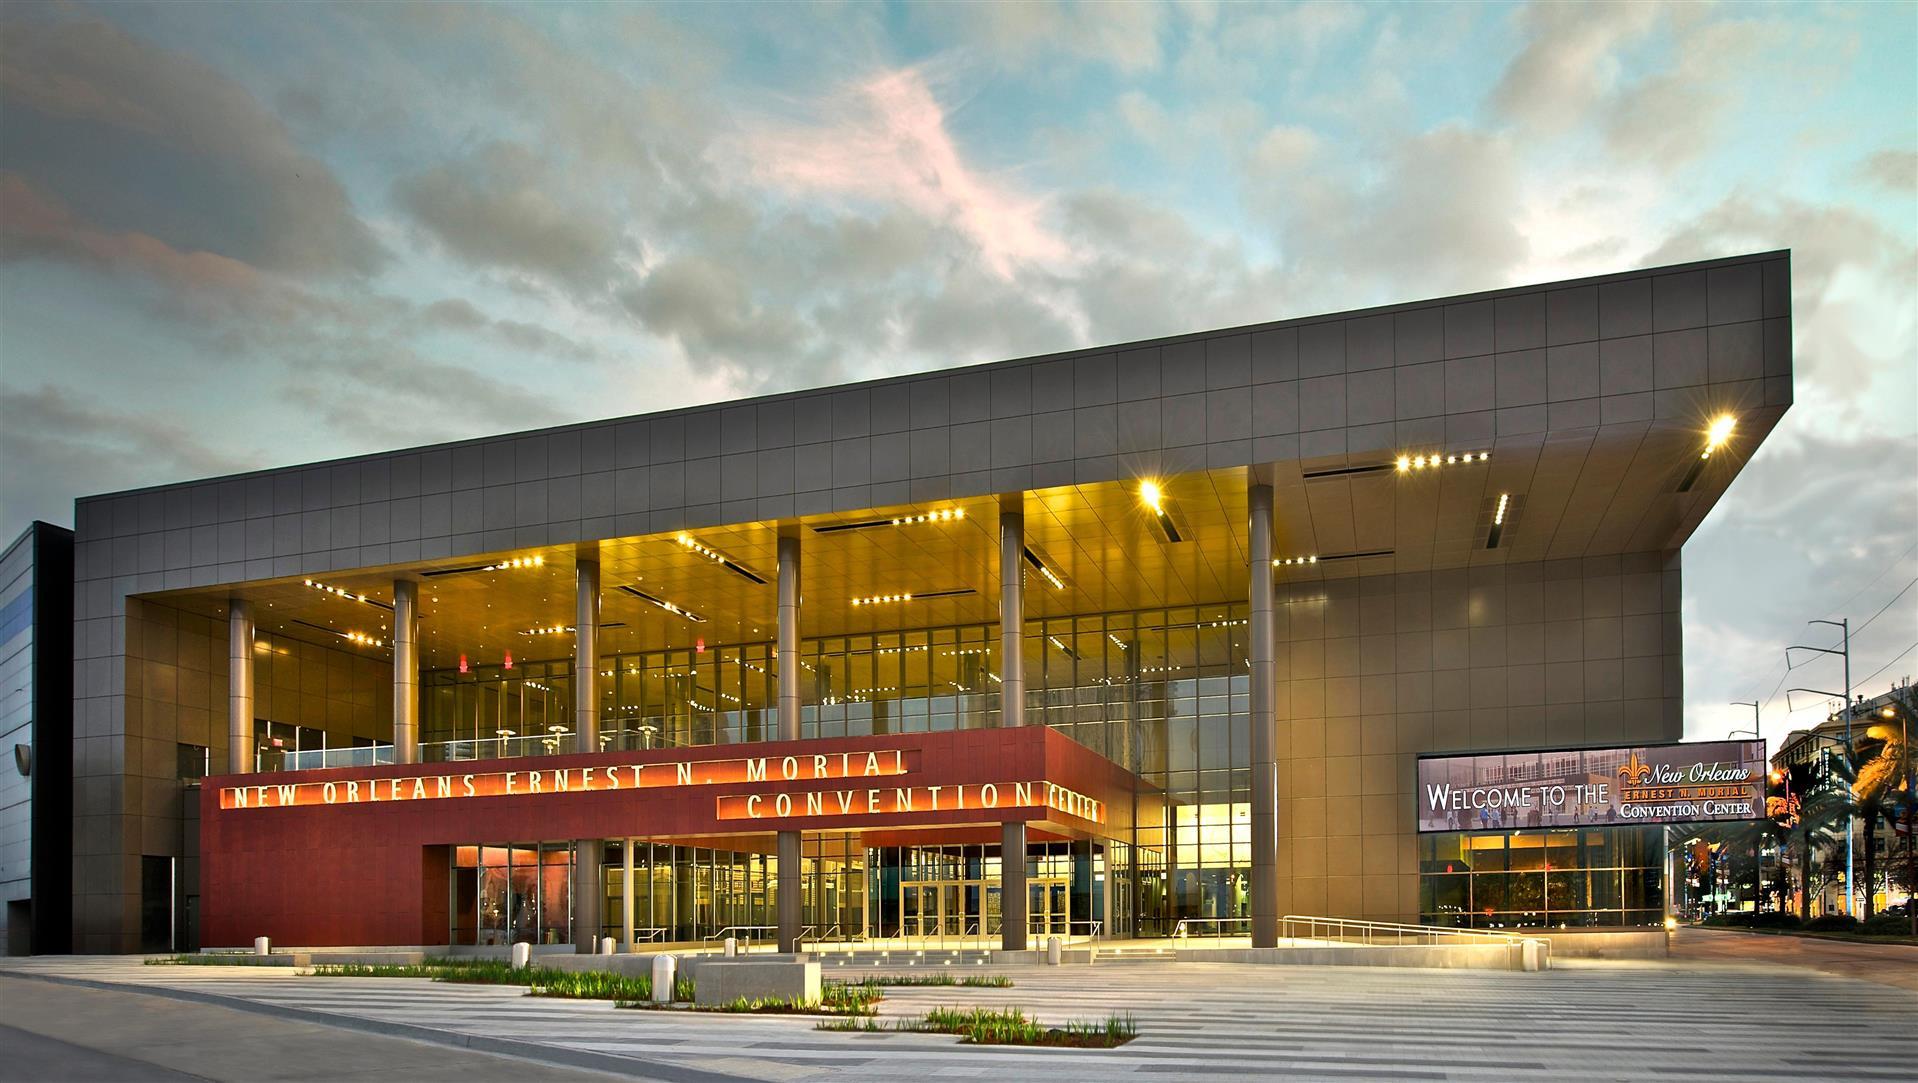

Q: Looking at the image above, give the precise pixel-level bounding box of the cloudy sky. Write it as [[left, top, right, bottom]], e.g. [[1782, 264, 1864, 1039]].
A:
[[1, 2, 1913, 744]]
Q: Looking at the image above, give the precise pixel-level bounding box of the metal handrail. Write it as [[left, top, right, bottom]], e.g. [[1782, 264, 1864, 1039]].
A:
[[799, 923, 844, 946], [1172, 916, 1252, 939], [848, 922, 983, 951], [1280, 914, 1542, 947], [1030, 918, 1102, 942], [703, 925, 777, 945], [629, 927, 668, 943]]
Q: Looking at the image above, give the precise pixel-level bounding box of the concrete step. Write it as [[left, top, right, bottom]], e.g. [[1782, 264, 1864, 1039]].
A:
[[816, 950, 996, 969], [1093, 948, 1177, 964]]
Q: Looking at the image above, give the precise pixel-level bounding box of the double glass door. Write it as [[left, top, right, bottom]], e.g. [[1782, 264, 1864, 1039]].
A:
[[1029, 877, 1069, 937], [897, 877, 1070, 938], [901, 880, 997, 938]]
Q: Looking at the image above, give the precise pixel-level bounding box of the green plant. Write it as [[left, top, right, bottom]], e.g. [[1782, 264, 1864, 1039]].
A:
[[522, 969, 653, 1001], [1803, 914, 1861, 933], [820, 980, 883, 1014], [144, 953, 274, 966], [619, 993, 830, 1014], [309, 959, 653, 1002], [847, 973, 1013, 988], [1861, 912, 1911, 935], [813, 1007, 1136, 1046], [904, 1006, 1137, 1048]]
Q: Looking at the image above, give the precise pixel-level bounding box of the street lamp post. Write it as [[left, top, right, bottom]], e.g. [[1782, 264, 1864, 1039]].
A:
[[1730, 708, 1762, 916], [1880, 689, 1917, 937], [1788, 616, 1854, 916]]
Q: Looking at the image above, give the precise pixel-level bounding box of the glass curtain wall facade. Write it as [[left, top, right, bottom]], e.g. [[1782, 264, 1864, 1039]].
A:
[[1418, 827, 1666, 928], [597, 835, 864, 944], [589, 838, 1113, 944], [420, 606, 1251, 940], [422, 659, 580, 760]]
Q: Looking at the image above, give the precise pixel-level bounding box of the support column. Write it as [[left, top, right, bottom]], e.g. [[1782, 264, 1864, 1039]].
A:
[[776, 534, 803, 953], [999, 510, 1028, 952], [574, 558, 602, 953], [1248, 482, 1279, 947], [574, 558, 601, 754], [392, 580, 419, 764], [573, 841, 601, 953], [227, 599, 254, 774], [621, 838, 635, 952]]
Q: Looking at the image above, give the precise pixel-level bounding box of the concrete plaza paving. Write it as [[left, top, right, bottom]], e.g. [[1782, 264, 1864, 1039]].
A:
[[3, 936, 1914, 1082]]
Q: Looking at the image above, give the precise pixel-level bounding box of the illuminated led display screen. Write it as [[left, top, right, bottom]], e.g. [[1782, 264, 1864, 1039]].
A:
[[1416, 740, 1767, 833]]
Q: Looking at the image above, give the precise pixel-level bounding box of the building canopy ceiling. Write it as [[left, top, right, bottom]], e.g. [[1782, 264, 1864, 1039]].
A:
[[148, 411, 1764, 670]]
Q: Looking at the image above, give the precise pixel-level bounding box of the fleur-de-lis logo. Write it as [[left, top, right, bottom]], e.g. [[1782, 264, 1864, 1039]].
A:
[[1617, 752, 1653, 786]]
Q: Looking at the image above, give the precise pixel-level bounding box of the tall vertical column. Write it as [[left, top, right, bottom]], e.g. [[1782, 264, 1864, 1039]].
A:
[[574, 558, 602, 953], [227, 599, 254, 774], [776, 534, 803, 953], [999, 510, 1028, 952], [575, 558, 601, 754], [1248, 482, 1279, 947], [621, 838, 635, 952], [392, 579, 419, 764]]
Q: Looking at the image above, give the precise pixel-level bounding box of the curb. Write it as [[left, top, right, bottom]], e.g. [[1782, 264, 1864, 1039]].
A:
[[3, 970, 755, 1083]]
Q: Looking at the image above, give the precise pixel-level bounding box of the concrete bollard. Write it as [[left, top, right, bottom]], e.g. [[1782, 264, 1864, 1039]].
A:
[[254, 936, 270, 956], [1046, 936, 1062, 965], [652, 954, 677, 1004], [511, 942, 531, 969], [600, 936, 615, 956], [724, 937, 738, 957]]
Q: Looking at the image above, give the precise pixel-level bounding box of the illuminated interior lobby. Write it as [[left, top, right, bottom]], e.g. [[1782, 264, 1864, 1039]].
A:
[[67, 252, 1793, 953]]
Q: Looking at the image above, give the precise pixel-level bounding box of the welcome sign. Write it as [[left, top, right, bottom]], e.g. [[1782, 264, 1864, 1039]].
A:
[[1416, 740, 1766, 833]]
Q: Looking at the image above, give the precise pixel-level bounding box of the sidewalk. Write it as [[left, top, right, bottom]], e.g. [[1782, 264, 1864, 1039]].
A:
[[0, 973, 637, 1082], [1671, 926, 1918, 991]]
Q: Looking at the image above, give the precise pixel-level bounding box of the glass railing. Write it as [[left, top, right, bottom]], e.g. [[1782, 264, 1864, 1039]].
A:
[[422, 732, 688, 762], [424, 735, 573, 763], [261, 732, 698, 772], [275, 745, 394, 772]]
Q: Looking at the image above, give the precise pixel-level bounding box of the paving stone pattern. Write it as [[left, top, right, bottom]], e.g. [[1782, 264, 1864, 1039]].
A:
[[3, 954, 1910, 1082]]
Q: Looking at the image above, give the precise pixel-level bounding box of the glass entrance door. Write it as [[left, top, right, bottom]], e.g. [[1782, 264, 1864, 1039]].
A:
[[1030, 877, 1070, 938], [901, 884, 938, 937], [898, 880, 989, 938]]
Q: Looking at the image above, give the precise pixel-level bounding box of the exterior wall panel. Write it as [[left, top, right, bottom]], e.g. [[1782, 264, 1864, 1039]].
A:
[[1275, 552, 1683, 923]]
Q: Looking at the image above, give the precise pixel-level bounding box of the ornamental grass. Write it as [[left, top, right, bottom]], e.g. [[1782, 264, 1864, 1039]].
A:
[[818, 1006, 1137, 1048]]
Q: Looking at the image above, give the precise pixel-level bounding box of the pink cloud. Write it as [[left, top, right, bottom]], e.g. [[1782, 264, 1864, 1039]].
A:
[[743, 67, 1071, 279], [0, 171, 263, 293]]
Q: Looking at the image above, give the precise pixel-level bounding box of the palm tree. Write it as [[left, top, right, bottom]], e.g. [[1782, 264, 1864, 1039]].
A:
[[1776, 759, 1844, 917], [1830, 719, 1910, 918]]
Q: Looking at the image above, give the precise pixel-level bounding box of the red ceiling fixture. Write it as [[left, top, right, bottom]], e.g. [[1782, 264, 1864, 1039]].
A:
[[503, 650, 514, 670], [696, 637, 706, 654], [458, 654, 469, 674]]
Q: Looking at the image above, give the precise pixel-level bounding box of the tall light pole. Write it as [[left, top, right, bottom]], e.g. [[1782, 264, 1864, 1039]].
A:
[[1789, 617, 1854, 916], [1881, 684, 1916, 937], [1731, 704, 1762, 915]]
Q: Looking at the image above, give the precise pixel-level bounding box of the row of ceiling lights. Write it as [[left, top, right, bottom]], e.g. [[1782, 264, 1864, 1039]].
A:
[[284, 415, 1743, 655]]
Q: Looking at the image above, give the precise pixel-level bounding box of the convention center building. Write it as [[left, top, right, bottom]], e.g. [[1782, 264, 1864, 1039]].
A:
[[50, 252, 1792, 954]]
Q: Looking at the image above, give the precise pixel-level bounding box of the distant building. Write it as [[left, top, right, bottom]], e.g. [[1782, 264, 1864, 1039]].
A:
[[1, 522, 74, 955]]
